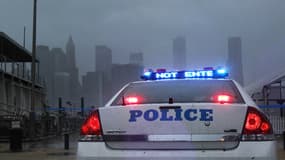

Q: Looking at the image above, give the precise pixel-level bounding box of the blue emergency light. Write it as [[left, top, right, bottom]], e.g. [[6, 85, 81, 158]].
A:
[[141, 68, 228, 80]]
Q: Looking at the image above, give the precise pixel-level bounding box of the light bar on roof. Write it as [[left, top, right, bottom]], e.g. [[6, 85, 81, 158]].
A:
[[141, 68, 228, 80]]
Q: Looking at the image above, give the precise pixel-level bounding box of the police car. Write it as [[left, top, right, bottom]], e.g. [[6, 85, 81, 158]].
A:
[[77, 68, 277, 160]]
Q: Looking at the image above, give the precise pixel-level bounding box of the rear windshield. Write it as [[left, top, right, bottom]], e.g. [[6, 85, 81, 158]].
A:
[[111, 80, 244, 105]]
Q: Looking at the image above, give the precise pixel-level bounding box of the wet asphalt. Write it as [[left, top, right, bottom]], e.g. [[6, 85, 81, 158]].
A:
[[0, 134, 78, 160], [1, 134, 285, 160]]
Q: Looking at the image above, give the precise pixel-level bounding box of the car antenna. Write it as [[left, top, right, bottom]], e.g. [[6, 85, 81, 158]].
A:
[[169, 97, 174, 104], [122, 95, 126, 106]]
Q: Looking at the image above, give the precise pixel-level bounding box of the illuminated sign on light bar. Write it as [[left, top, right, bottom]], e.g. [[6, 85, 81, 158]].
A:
[[141, 68, 228, 80]]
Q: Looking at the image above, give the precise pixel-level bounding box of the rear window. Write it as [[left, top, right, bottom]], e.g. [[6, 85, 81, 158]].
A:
[[111, 80, 244, 105]]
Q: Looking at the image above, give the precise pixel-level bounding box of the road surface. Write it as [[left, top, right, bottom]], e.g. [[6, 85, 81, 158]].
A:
[[1, 134, 285, 160]]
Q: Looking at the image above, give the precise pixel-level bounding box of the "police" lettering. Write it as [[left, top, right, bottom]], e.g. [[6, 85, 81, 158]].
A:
[[128, 109, 213, 122]]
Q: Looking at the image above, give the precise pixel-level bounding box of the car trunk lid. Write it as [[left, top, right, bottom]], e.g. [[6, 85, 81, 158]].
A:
[[99, 103, 247, 150]]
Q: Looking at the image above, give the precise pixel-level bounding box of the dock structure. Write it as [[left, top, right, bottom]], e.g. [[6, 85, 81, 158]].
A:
[[0, 32, 46, 139]]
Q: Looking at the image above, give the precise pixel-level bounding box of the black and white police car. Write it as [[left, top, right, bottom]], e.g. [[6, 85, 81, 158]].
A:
[[77, 68, 277, 160]]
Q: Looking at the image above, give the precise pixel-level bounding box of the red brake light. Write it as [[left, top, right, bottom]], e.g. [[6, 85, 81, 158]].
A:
[[213, 94, 232, 104], [245, 112, 261, 131], [125, 97, 138, 104], [242, 106, 272, 135], [124, 96, 142, 105], [218, 95, 230, 102], [260, 122, 270, 132], [81, 110, 102, 135]]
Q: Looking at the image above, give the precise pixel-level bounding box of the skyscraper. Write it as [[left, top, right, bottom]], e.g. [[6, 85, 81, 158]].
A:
[[111, 64, 144, 95], [65, 36, 81, 103], [36, 37, 81, 106], [95, 45, 112, 74], [52, 48, 66, 72], [66, 36, 76, 71], [95, 45, 112, 105], [129, 52, 143, 66], [82, 72, 104, 107], [52, 47, 69, 105], [54, 72, 71, 103], [173, 36, 186, 70], [227, 37, 244, 85], [37, 45, 54, 105]]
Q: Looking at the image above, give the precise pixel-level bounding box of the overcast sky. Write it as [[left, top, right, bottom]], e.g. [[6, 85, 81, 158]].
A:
[[1, 0, 285, 86]]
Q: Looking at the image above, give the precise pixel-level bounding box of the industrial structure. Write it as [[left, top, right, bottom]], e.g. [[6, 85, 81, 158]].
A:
[[0, 32, 46, 139]]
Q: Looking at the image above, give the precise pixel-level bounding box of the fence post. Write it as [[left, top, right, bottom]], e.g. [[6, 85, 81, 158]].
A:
[[64, 133, 69, 150], [283, 131, 285, 150], [81, 97, 84, 117], [58, 97, 62, 136]]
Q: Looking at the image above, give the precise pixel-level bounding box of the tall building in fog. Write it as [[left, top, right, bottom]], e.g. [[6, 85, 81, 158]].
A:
[[66, 36, 76, 71], [111, 64, 144, 95], [54, 72, 71, 102], [52, 48, 67, 72], [82, 72, 104, 107], [37, 45, 55, 105], [36, 37, 81, 106], [95, 45, 112, 105], [227, 37, 244, 85], [95, 45, 112, 75], [129, 52, 143, 66], [65, 36, 81, 103], [173, 36, 186, 70], [51, 47, 69, 105]]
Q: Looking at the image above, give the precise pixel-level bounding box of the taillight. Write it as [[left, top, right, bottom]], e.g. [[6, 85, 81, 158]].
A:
[[241, 106, 274, 141], [80, 110, 102, 136], [245, 112, 261, 131]]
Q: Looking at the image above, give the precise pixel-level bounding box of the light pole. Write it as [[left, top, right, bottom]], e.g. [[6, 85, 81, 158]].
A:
[[30, 0, 37, 137]]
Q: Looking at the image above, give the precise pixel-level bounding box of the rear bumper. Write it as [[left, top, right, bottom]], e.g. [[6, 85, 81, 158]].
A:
[[77, 141, 277, 160]]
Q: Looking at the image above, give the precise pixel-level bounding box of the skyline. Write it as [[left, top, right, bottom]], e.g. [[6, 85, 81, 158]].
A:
[[1, 0, 285, 86]]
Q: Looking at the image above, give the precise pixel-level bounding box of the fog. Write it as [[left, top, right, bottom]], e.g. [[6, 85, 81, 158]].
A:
[[1, 0, 285, 86]]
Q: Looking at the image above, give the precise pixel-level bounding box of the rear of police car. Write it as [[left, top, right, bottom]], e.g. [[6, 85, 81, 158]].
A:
[[77, 68, 277, 160]]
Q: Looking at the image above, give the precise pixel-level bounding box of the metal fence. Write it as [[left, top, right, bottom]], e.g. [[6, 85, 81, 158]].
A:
[[260, 106, 285, 135], [267, 115, 285, 135]]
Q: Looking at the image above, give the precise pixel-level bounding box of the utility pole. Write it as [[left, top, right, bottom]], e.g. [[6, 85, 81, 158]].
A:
[[30, 0, 37, 138], [23, 26, 26, 78], [23, 26, 26, 48]]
